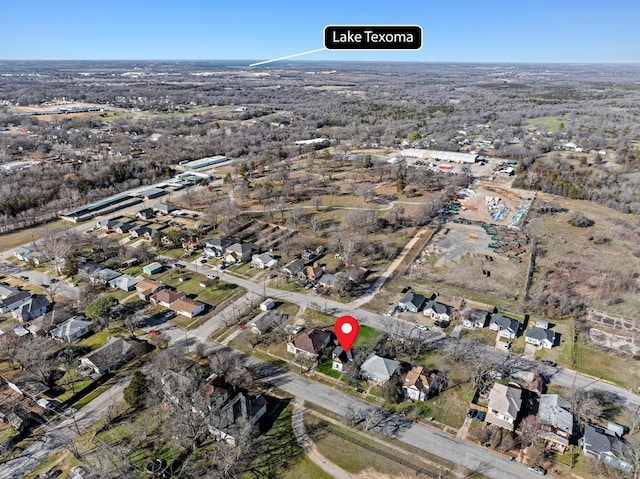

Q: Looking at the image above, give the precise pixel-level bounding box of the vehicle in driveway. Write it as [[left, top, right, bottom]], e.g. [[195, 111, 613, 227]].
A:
[[417, 325, 428, 331], [503, 341, 512, 350], [163, 310, 176, 320], [541, 360, 557, 367], [149, 330, 159, 336], [475, 411, 485, 422], [19, 275, 29, 280], [467, 409, 477, 418]]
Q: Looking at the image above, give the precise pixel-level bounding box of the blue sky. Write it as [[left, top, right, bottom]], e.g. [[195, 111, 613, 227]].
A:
[[2, 0, 639, 63]]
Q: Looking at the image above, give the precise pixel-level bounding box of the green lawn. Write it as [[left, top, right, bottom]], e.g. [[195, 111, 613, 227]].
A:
[[316, 358, 341, 379], [77, 325, 128, 351], [524, 115, 567, 131], [354, 325, 383, 351], [241, 404, 306, 478], [153, 269, 242, 306], [282, 456, 334, 479]]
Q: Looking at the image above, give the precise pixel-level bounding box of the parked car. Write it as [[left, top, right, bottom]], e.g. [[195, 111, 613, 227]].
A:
[[504, 341, 512, 350], [467, 409, 477, 418], [267, 273, 277, 279], [417, 325, 428, 331], [527, 465, 546, 475], [163, 310, 176, 320], [541, 360, 557, 367], [401, 285, 412, 293], [475, 411, 485, 422], [149, 330, 159, 336]]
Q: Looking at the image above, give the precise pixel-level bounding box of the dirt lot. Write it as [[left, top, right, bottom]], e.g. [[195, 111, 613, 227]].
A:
[[457, 179, 535, 226], [411, 222, 527, 302]]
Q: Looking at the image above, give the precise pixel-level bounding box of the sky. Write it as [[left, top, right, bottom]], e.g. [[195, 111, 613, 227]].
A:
[[2, 0, 639, 63]]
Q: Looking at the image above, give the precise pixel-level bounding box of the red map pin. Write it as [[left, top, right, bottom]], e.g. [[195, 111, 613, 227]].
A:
[[334, 315, 360, 353]]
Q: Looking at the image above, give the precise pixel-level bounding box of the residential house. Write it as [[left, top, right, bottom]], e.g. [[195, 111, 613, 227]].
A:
[[121, 257, 139, 269], [398, 291, 426, 313], [486, 383, 522, 431], [525, 327, 556, 349], [537, 394, 574, 453], [136, 208, 156, 220], [462, 308, 489, 329], [318, 272, 348, 289], [0, 283, 18, 299], [130, 225, 152, 239], [13, 246, 35, 262], [12, 295, 49, 322], [208, 390, 268, 446], [582, 425, 633, 474], [360, 354, 400, 384], [303, 266, 323, 281], [170, 298, 205, 318], [251, 252, 278, 269], [251, 311, 288, 335], [79, 336, 144, 375], [113, 222, 135, 234], [331, 346, 353, 372], [260, 298, 276, 312], [153, 203, 177, 214], [136, 279, 165, 300], [226, 242, 257, 263], [109, 274, 143, 291], [142, 262, 164, 275], [97, 219, 119, 230], [151, 289, 186, 308], [0, 291, 31, 314], [88, 267, 121, 285], [282, 258, 305, 276], [403, 366, 431, 401], [287, 328, 332, 358], [204, 237, 239, 258], [423, 300, 452, 321], [301, 250, 315, 261], [489, 313, 521, 339], [51, 317, 93, 343]]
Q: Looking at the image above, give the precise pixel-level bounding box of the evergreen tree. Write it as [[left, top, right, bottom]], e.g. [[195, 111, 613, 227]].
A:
[[123, 371, 148, 411]]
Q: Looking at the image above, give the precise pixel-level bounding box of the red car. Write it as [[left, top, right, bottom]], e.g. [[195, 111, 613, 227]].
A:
[[149, 330, 159, 336]]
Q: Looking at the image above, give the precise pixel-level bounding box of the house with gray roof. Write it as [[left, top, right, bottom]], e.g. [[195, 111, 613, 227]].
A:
[[398, 291, 426, 313], [282, 258, 305, 276], [79, 336, 144, 375], [0, 283, 18, 299], [423, 300, 452, 321], [462, 308, 489, 329], [525, 327, 556, 349], [0, 291, 31, 314], [142, 262, 163, 275], [360, 354, 400, 384], [538, 394, 574, 453], [12, 295, 49, 322], [489, 313, 521, 339], [51, 317, 93, 343], [486, 382, 522, 431], [13, 246, 35, 262], [582, 425, 633, 474], [109, 274, 143, 291], [91, 268, 121, 285], [251, 252, 278, 269]]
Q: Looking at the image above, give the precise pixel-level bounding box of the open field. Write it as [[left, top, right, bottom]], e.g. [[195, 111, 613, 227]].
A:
[[526, 192, 640, 319]]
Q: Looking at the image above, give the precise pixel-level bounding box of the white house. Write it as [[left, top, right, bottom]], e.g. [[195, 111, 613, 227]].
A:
[[51, 317, 93, 343], [462, 308, 489, 329], [252, 252, 278, 269], [331, 346, 353, 372], [170, 298, 205, 318], [403, 366, 431, 401], [423, 300, 451, 321], [489, 313, 520, 339], [12, 295, 49, 322], [486, 383, 522, 431], [525, 327, 556, 349], [360, 354, 400, 384]]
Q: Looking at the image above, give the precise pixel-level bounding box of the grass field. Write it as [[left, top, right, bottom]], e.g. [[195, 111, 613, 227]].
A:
[[524, 115, 568, 131]]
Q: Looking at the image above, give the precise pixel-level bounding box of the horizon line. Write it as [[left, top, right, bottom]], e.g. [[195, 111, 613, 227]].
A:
[[1, 58, 640, 65]]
